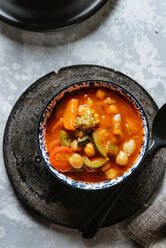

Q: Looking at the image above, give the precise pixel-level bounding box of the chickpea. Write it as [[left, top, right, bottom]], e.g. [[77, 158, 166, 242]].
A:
[[104, 97, 116, 105], [96, 89, 105, 99], [123, 139, 136, 156], [116, 151, 128, 166], [69, 153, 84, 169], [71, 139, 80, 152], [107, 105, 118, 114], [105, 168, 118, 180], [84, 143, 95, 157]]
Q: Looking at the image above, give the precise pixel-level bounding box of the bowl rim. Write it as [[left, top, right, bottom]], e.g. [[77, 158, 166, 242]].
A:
[[37, 79, 149, 191]]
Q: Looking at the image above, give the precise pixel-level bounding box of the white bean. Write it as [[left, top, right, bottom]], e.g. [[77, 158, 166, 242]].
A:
[[116, 151, 128, 166], [123, 139, 136, 156]]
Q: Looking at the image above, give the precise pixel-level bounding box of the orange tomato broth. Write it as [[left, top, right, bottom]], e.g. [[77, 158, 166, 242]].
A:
[[45, 88, 144, 183]]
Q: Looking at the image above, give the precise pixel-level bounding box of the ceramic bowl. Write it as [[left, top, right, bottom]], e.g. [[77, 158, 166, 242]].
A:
[[38, 80, 149, 190]]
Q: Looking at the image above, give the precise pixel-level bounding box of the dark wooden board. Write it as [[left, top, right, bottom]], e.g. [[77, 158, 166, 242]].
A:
[[3, 65, 166, 228]]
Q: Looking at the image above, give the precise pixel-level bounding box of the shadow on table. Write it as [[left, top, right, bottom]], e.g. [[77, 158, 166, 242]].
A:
[[0, 0, 118, 47]]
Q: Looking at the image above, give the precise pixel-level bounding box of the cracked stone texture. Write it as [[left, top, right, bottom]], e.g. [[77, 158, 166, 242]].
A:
[[1, 0, 166, 247]]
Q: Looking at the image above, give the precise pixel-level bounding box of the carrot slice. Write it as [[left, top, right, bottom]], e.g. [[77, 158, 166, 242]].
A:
[[49, 146, 73, 172], [63, 99, 78, 131]]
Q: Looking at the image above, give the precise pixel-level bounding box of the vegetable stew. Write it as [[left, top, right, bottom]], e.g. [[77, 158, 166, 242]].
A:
[[45, 88, 144, 183]]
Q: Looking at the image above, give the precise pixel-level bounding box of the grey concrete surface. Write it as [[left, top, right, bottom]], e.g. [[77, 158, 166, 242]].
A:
[[0, 0, 166, 247]]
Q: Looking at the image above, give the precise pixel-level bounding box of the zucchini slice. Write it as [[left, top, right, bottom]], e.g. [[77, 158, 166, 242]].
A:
[[83, 156, 109, 169], [92, 130, 107, 157], [59, 130, 71, 147], [78, 136, 90, 147]]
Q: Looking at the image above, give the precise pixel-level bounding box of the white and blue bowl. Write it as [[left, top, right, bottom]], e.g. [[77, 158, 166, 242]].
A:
[[38, 80, 149, 191]]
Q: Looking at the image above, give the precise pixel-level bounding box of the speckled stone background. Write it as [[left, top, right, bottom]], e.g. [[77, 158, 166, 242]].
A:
[[1, 0, 166, 247]]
